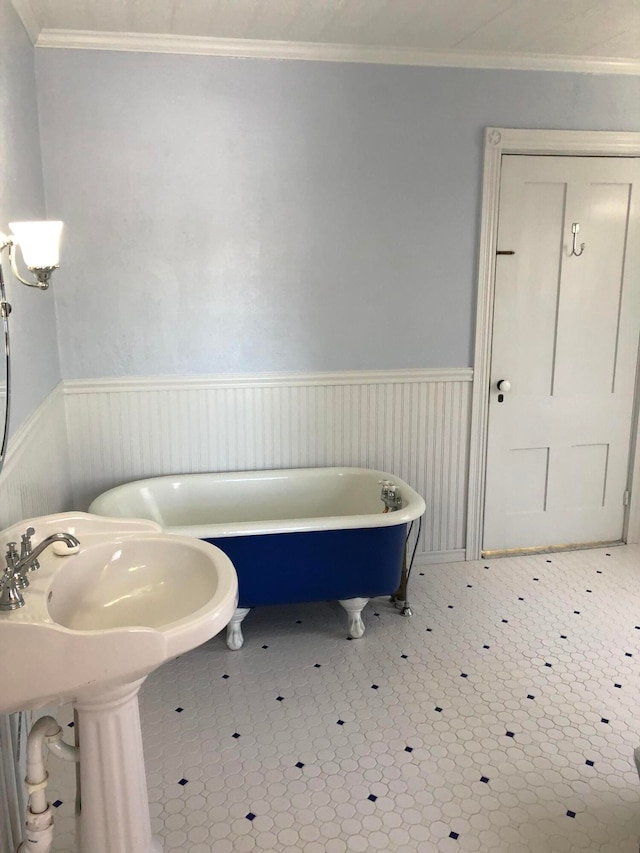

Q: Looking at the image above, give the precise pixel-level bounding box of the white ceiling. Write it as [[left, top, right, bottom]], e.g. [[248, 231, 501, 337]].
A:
[[12, 0, 640, 73]]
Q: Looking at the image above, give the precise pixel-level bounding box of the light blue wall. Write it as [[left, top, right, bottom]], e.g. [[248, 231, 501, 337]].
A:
[[35, 49, 640, 379], [0, 0, 61, 432]]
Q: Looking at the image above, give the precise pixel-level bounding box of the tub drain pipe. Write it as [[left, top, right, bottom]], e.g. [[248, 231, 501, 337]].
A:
[[392, 515, 423, 618], [17, 716, 79, 853], [392, 550, 410, 612]]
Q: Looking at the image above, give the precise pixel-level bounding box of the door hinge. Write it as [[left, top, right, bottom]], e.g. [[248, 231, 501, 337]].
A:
[[624, 490, 631, 506]]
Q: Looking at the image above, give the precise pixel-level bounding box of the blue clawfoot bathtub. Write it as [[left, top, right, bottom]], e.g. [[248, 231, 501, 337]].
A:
[[89, 467, 425, 648]]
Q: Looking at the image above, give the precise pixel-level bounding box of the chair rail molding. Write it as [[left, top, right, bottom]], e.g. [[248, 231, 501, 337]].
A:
[[467, 127, 640, 560], [63, 367, 472, 393]]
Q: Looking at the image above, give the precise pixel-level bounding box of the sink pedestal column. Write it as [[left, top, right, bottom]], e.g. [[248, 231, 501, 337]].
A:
[[75, 679, 162, 853]]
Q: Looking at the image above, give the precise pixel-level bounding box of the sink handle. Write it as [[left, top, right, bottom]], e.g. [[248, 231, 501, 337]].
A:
[[20, 527, 39, 571], [0, 544, 27, 608], [4, 542, 29, 590], [0, 570, 25, 611], [5, 542, 18, 568]]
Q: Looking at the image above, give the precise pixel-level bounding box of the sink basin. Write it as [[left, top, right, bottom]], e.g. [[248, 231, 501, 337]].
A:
[[0, 512, 238, 715], [0, 512, 238, 853], [48, 535, 232, 643]]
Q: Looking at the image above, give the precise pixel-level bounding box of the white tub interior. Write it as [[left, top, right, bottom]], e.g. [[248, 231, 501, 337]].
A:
[[90, 467, 426, 538]]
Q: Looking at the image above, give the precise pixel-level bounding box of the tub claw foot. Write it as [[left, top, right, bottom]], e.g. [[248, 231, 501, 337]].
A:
[[226, 608, 251, 650], [339, 597, 369, 639]]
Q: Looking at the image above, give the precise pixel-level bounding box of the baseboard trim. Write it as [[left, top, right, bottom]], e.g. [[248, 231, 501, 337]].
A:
[[412, 549, 466, 567]]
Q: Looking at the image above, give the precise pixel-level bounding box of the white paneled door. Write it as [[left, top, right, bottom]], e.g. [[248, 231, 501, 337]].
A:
[[483, 155, 640, 553]]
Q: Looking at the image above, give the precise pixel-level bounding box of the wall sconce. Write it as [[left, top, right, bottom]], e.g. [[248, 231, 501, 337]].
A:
[[0, 220, 63, 476], [0, 221, 63, 290]]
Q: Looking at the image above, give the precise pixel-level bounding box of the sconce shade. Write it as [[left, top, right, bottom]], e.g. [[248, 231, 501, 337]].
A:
[[9, 221, 63, 269]]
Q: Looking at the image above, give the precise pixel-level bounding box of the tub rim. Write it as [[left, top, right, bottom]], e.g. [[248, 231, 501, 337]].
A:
[[88, 466, 426, 539]]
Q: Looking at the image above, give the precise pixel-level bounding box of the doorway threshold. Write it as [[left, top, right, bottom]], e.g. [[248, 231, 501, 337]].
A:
[[482, 540, 624, 559]]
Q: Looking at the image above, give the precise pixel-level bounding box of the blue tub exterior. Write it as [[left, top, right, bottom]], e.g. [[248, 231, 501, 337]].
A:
[[205, 523, 407, 608]]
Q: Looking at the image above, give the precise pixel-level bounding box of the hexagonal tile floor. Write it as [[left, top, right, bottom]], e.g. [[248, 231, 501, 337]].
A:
[[48, 545, 640, 851]]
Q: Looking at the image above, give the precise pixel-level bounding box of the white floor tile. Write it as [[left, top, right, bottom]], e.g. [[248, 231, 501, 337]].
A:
[[47, 545, 640, 851]]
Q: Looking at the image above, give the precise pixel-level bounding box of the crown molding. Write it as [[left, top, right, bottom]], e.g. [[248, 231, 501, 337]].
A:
[[35, 29, 640, 76], [10, 0, 40, 44]]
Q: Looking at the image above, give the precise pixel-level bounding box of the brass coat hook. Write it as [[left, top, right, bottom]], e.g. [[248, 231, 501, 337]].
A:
[[570, 222, 585, 257]]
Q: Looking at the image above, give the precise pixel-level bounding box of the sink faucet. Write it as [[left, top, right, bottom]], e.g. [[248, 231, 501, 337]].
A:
[[11, 531, 80, 574], [0, 531, 81, 612]]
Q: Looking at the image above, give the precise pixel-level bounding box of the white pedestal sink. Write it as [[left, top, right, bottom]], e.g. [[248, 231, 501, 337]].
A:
[[0, 512, 238, 853]]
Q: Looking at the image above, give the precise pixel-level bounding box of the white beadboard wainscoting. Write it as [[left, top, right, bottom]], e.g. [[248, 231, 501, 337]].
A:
[[64, 368, 473, 563], [0, 368, 470, 846], [0, 383, 72, 853], [0, 383, 72, 529]]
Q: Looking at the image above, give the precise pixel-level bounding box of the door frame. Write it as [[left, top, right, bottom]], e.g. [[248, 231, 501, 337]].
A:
[[466, 127, 640, 560]]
